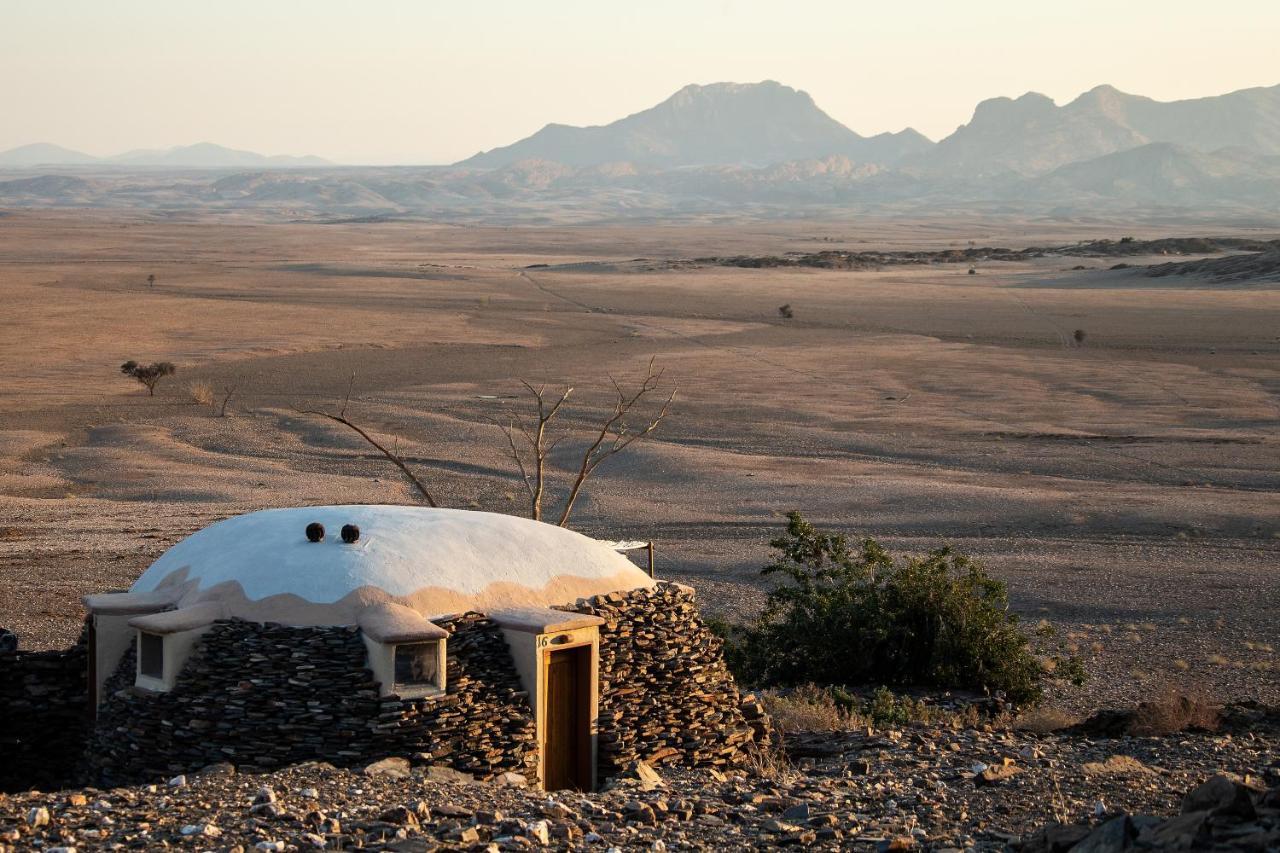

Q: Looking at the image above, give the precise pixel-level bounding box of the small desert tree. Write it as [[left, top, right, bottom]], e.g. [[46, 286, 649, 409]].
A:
[[1073, 329, 1087, 346], [121, 360, 176, 396], [147, 274, 156, 289]]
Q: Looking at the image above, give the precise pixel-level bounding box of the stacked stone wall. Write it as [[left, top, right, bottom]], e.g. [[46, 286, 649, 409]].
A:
[[0, 625, 89, 793], [87, 614, 536, 786], [570, 581, 767, 777]]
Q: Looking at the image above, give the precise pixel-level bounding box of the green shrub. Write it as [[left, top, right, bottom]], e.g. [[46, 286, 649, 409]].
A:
[[726, 512, 1060, 705]]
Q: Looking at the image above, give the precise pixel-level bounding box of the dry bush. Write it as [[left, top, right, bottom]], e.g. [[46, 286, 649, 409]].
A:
[[1129, 691, 1222, 736], [760, 684, 855, 734], [744, 740, 799, 784], [1015, 705, 1080, 733], [189, 382, 216, 407]]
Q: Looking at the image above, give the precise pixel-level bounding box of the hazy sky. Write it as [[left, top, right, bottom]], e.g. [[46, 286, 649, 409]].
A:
[[4, 0, 1278, 164]]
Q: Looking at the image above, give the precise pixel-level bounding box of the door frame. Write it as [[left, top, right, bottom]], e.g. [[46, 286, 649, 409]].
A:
[[541, 642, 594, 791]]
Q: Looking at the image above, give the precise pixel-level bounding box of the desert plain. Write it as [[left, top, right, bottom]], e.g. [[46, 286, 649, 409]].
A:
[[1, 210, 1276, 713]]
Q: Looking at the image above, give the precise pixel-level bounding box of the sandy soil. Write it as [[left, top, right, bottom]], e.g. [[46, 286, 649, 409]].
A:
[[1, 210, 1276, 712]]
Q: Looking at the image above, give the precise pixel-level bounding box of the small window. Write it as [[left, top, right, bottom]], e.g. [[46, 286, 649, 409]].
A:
[[394, 641, 441, 689], [139, 631, 164, 679]]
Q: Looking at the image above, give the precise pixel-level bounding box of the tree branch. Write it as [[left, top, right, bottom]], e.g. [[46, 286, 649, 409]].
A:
[[300, 373, 438, 507]]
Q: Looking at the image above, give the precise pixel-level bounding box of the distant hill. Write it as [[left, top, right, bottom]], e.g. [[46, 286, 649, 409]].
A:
[[912, 84, 1280, 176], [1028, 142, 1280, 205], [0, 142, 328, 169], [0, 143, 99, 167], [459, 81, 932, 169], [109, 143, 329, 168]]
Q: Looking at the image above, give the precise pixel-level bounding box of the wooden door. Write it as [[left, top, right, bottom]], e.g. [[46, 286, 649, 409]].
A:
[[543, 645, 591, 791]]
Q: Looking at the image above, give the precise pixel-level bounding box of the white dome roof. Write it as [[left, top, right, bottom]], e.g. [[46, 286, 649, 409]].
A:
[[131, 505, 655, 624]]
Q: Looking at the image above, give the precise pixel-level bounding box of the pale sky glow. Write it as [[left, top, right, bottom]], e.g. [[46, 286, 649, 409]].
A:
[[4, 0, 1278, 164]]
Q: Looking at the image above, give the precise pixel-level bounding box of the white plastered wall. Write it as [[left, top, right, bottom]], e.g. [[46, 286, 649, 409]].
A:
[[91, 613, 136, 706]]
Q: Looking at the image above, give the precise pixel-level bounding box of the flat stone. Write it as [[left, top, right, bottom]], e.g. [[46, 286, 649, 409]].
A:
[[422, 765, 476, 785], [364, 757, 412, 779]]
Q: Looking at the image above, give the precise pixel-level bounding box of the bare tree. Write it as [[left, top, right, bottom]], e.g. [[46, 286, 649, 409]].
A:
[[300, 374, 439, 507], [298, 362, 674, 528], [494, 383, 572, 522], [147, 274, 156, 289], [496, 358, 676, 527], [218, 379, 240, 417]]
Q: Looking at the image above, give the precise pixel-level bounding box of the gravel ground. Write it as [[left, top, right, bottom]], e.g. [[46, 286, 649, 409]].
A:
[[3, 707, 1277, 851]]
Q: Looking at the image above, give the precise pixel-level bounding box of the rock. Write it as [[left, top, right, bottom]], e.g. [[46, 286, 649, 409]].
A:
[[973, 764, 1019, 786], [0, 628, 17, 654], [1138, 811, 1209, 849], [251, 802, 287, 819], [1019, 822, 1092, 853], [364, 756, 412, 779], [1181, 775, 1257, 819], [493, 771, 528, 788], [379, 805, 420, 827], [527, 819, 551, 845], [423, 764, 476, 785], [781, 830, 817, 846], [1071, 815, 1135, 853], [181, 823, 221, 838], [782, 803, 810, 821], [298, 833, 327, 849], [167, 774, 187, 787], [630, 760, 664, 791], [197, 761, 237, 778], [253, 785, 278, 805], [26, 806, 50, 827], [299, 787, 319, 799], [254, 843, 285, 852], [435, 803, 474, 819], [624, 800, 658, 825]]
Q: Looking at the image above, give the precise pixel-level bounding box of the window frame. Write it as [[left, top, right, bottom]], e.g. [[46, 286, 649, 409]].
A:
[[138, 630, 165, 680], [392, 639, 446, 695]]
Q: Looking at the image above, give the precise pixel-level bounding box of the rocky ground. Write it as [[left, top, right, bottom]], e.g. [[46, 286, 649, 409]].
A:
[[3, 705, 1277, 851]]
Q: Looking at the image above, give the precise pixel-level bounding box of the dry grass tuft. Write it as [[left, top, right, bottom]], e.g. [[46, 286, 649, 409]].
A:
[[1129, 691, 1221, 736], [1172, 659, 1190, 671], [1207, 653, 1230, 666], [1014, 705, 1079, 733], [744, 741, 800, 784], [189, 382, 216, 407], [760, 684, 852, 734]]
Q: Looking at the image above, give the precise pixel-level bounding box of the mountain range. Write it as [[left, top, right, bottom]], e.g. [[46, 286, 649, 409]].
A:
[[0, 141, 328, 168], [461, 80, 1280, 178], [2, 80, 1278, 216], [460, 81, 933, 169]]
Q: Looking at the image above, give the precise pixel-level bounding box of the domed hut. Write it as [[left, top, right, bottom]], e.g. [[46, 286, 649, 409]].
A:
[[82, 506, 764, 789]]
